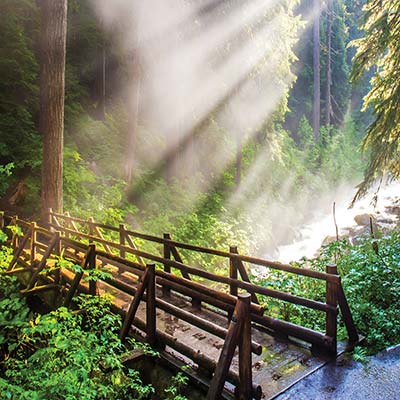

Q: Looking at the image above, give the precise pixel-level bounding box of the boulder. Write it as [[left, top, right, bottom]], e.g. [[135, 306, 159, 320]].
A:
[[354, 213, 374, 226]]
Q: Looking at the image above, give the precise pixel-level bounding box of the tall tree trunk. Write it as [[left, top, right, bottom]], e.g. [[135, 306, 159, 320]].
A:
[[313, 0, 321, 141], [97, 32, 106, 120], [235, 137, 242, 187], [39, 0, 68, 222], [124, 50, 141, 183], [325, 0, 332, 133]]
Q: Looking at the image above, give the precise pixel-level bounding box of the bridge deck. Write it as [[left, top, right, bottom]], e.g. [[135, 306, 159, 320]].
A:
[[18, 248, 335, 399], [3, 210, 359, 400]]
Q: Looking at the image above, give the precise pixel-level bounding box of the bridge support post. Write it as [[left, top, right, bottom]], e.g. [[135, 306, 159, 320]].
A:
[[146, 263, 156, 346], [30, 222, 37, 264], [325, 263, 338, 355], [88, 243, 97, 295], [207, 293, 253, 400], [237, 293, 252, 400], [162, 233, 171, 297]]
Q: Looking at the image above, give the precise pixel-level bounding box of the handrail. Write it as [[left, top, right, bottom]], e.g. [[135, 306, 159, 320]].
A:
[[48, 210, 336, 281], [4, 211, 360, 358], [50, 223, 332, 312]]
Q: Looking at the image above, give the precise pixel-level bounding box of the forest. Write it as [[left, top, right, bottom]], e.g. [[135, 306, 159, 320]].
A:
[[0, 0, 400, 399]]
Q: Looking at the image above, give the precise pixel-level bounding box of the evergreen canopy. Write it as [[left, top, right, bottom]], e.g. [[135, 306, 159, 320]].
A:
[[351, 0, 400, 201]]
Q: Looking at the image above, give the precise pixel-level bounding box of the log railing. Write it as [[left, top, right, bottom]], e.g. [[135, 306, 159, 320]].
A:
[[42, 210, 360, 352], [0, 210, 360, 398], [2, 212, 264, 399]]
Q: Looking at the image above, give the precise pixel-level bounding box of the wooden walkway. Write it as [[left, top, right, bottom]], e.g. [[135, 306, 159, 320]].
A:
[[0, 210, 361, 399]]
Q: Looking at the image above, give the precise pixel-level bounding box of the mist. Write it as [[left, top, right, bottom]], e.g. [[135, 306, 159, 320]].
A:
[[82, 0, 367, 261]]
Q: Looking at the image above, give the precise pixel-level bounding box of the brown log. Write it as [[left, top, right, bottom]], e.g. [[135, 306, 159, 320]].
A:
[[51, 223, 338, 285], [252, 313, 333, 350], [119, 224, 126, 259], [110, 304, 262, 400], [26, 233, 58, 289], [30, 222, 37, 264], [238, 294, 252, 400], [103, 275, 261, 355], [229, 246, 238, 297], [337, 283, 359, 344], [119, 266, 150, 341], [207, 296, 243, 400], [8, 228, 32, 271], [21, 284, 60, 295], [146, 264, 156, 345], [87, 244, 97, 295], [325, 263, 338, 355], [63, 246, 92, 307], [156, 272, 264, 316]]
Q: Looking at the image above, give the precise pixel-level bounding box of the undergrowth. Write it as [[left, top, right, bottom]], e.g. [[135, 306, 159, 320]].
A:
[[254, 231, 400, 355], [0, 233, 188, 400]]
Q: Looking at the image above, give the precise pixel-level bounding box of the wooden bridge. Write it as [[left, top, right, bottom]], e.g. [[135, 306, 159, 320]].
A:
[[0, 209, 360, 399]]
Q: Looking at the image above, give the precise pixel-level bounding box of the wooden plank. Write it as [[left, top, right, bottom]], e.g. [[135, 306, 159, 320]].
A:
[[111, 302, 262, 399]]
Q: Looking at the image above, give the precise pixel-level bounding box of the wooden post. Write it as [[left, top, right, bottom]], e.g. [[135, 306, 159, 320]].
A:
[[88, 217, 94, 236], [30, 222, 37, 264], [119, 265, 150, 341], [47, 208, 53, 227], [12, 216, 18, 248], [0, 211, 4, 229], [337, 283, 359, 344], [118, 224, 126, 275], [146, 263, 156, 346], [238, 293, 252, 400], [119, 224, 126, 258], [64, 211, 71, 238], [54, 231, 61, 284], [229, 246, 238, 297], [207, 293, 254, 400], [63, 247, 92, 307], [326, 263, 338, 355], [88, 244, 97, 295], [163, 233, 171, 297]]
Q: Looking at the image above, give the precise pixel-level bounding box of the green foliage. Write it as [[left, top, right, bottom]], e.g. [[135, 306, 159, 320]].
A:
[[164, 370, 189, 400], [0, 163, 14, 197], [254, 231, 400, 355], [350, 0, 400, 201], [0, 0, 40, 169], [63, 146, 137, 226], [0, 237, 193, 399]]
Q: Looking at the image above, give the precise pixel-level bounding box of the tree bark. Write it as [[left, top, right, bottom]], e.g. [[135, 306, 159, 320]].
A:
[[39, 0, 68, 221], [124, 50, 141, 183], [313, 0, 321, 141], [325, 0, 332, 133]]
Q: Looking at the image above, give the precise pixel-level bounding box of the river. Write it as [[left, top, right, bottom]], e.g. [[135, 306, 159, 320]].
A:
[[268, 181, 400, 264]]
